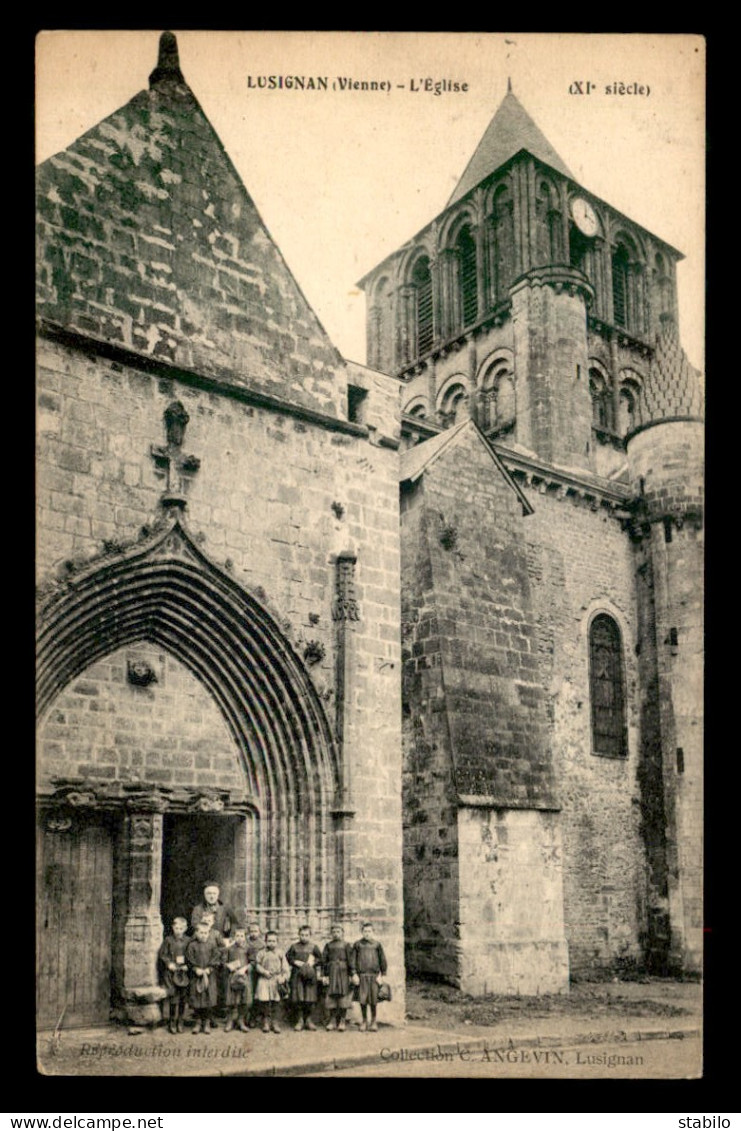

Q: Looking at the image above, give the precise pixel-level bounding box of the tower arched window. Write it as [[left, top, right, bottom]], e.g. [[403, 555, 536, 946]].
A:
[[589, 368, 612, 431], [479, 358, 515, 434], [612, 245, 630, 328], [412, 255, 433, 357], [404, 398, 428, 419], [438, 381, 468, 428], [589, 614, 627, 758], [618, 372, 642, 436], [455, 224, 478, 328], [570, 226, 591, 275]]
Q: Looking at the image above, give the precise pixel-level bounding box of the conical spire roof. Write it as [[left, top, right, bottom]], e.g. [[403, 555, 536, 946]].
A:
[[448, 87, 573, 207], [638, 316, 704, 426]]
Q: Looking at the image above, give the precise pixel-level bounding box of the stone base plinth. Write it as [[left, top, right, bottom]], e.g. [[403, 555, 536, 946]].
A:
[[125, 984, 167, 1025], [459, 939, 570, 997]]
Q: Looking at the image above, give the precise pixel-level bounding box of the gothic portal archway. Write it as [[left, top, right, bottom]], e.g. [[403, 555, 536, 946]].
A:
[[36, 512, 341, 1023]]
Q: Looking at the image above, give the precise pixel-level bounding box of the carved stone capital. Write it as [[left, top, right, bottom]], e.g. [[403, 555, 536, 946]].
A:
[[45, 812, 73, 832], [332, 598, 361, 622], [191, 793, 225, 813], [49, 781, 99, 809], [333, 554, 361, 623], [125, 793, 170, 814]]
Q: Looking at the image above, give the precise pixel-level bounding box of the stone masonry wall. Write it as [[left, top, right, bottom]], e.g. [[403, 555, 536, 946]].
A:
[[400, 428, 565, 989], [400, 477, 461, 980], [36, 335, 405, 1018], [510, 277, 593, 471], [628, 421, 703, 973], [520, 482, 646, 974], [38, 641, 242, 793], [36, 79, 345, 418], [457, 808, 569, 995], [399, 323, 513, 425], [420, 435, 555, 807]]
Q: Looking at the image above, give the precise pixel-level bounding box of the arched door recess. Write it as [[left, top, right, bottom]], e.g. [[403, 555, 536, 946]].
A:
[[37, 512, 341, 1024]]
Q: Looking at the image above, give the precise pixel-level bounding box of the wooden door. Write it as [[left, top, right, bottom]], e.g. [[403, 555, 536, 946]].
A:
[[36, 811, 114, 1029]]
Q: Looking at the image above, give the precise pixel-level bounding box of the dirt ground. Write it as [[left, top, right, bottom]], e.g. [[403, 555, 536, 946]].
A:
[[404, 975, 699, 1029]]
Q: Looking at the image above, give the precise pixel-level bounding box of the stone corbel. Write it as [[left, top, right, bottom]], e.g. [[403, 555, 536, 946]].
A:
[[49, 780, 99, 809], [190, 791, 226, 813], [330, 787, 356, 819], [45, 812, 73, 832], [124, 792, 170, 814]]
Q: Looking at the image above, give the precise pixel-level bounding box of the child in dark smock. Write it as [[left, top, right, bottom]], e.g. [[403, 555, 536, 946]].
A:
[[352, 921, 388, 1032], [198, 908, 237, 1020], [286, 925, 323, 1031], [223, 927, 252, 1032], [245, 922, 263, 1028], [158, 916, 190, 1034], [321, 923, 356, 1031], [254, 931, 288, 1033], [186, 919, 222, 1034]]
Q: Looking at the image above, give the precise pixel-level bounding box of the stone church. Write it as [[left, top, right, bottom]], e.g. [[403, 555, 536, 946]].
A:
[[36, 33, 703, 1027]]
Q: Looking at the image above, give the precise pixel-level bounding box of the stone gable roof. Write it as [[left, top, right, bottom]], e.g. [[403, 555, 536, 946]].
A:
[[448, 88, 573, 207], [36, 32, 345, 418], [400, 417, 533, 515]]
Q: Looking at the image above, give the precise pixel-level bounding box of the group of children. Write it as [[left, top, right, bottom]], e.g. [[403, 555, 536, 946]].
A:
[[158, 917, 388, 1036]]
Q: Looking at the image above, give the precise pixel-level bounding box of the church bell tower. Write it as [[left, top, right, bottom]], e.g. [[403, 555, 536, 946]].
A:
[[359, 84, 685, 481], [362, 82, 703, 991]]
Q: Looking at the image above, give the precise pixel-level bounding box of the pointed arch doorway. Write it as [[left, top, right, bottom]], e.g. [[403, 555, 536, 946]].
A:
[[160, 811, 251, 932], [37, 513, 341, 1025]]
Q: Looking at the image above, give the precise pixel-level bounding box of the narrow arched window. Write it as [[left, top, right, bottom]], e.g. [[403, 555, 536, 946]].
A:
[[589, 614, 627, 758], [655, 252, 672, 319], [612, 245, 630, 328], [438, 381, 468, 428], [412, 256, 433, 356], [404, 400, 427, 419], [619, 386, 636, 435], [456, 224, 478, 328], [589, 368, 611, 431]]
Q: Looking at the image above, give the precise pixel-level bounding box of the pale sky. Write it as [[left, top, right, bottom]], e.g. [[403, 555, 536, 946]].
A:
[[36, 31, 705, 371]]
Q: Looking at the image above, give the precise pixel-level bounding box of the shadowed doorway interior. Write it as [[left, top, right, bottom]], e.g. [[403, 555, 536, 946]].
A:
[[161, 812, 247, 929]]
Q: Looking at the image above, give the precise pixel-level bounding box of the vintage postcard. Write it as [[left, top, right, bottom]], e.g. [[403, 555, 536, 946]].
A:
[[36, 31, 704, 1080]]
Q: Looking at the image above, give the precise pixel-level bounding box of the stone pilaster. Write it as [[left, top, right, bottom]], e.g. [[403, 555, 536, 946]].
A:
[[122, 801, 166, 1023], [397, 284, 415, 367], [331, 551, 360, 910]]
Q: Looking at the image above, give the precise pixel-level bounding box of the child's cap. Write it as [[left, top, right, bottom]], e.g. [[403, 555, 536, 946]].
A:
[[361, 921, 373, 929]]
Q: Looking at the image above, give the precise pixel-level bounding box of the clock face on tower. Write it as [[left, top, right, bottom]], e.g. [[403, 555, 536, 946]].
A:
[[571, 197, 599, 238]]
